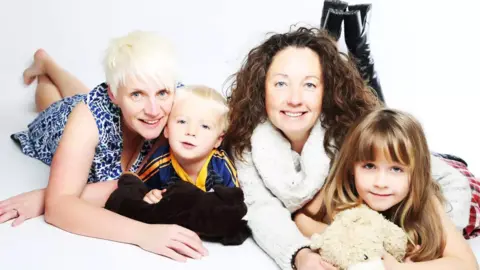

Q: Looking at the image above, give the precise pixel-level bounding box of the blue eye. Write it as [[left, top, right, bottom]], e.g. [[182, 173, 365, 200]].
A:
[[156, 89, 170, 100], [131, 92, 142, 100], [363, 163, 375, 169], [274, 81, 286, 87], [305, 82, 316, 88], [391, 166, 404, 173], [158, 89, 168, 96]]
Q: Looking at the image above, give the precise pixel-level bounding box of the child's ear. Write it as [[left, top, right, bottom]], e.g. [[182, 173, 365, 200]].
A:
[[107, 85, 119, 105], [214, 132, 224, 149]]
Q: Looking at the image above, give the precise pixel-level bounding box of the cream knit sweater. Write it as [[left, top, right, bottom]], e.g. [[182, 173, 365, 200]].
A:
[[236, 119, 472, 270]]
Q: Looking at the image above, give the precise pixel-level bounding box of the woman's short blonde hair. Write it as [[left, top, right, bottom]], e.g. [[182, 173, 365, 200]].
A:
[[103, 30, 179, 96]]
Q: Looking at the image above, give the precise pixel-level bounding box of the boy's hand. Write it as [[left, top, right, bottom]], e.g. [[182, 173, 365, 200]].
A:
[[143, 189, 166, 204]]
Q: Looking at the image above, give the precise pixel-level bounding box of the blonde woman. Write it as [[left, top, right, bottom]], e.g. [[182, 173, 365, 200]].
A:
[[0, 31, 207, 262]]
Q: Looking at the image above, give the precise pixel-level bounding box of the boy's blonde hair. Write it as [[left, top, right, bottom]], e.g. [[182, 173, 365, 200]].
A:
[[175, 85, 229, 132], [103, 30, 178, 96], [317, 108, 446, 262]]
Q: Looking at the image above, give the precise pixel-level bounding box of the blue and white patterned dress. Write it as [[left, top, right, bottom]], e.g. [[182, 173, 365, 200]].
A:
[[11, 83, 154, 183]]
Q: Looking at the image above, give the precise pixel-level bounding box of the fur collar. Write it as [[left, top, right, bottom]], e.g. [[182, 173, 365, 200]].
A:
[[250, 119, 331, 212]]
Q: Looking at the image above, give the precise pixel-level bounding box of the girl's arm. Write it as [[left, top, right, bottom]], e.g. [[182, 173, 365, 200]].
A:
[[44, 103, 206, 261], [386, 197, 478, 270]]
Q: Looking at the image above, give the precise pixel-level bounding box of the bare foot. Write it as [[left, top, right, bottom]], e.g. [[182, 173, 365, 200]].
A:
[[23, 49, 50, 86]]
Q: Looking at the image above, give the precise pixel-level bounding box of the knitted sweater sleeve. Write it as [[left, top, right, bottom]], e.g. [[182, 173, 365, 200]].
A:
[[431, 153, 472, 230], [236, 151, 310, 270]]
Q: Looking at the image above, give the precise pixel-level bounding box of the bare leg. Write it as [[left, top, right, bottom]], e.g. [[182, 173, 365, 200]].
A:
[[23, 49, 90, 99], [35, 75, 62, 112]]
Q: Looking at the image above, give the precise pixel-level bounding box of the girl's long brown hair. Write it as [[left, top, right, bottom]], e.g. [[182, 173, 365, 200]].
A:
[[223, 27, 379, 160], [317, 108, 446, 261]]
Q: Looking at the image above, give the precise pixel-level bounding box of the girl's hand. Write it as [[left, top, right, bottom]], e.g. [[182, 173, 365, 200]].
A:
[[0, 189, 45, 226], [136, 224, 208, 262]]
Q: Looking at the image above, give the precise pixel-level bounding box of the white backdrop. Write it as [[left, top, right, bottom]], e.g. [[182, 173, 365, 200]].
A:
[[0, 0, 480, 268], [1, 0, 478, 174]]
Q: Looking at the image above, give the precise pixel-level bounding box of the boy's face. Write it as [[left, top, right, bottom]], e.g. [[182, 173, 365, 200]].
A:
[[165, 95, 224, 162]]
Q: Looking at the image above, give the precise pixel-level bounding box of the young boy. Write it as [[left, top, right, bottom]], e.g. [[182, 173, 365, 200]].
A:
[[138, 84, 239, 204]]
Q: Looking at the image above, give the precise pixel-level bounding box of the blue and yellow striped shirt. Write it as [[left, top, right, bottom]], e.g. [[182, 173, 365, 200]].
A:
[[138, 144, 238, 191]]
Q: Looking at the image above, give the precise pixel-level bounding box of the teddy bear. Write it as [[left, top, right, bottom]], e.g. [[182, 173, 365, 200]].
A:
[[104, 173, 251, 245], [310, 204, 408, 270]]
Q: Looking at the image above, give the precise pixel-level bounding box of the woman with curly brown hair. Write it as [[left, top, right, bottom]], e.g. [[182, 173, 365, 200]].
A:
[[223, 27, 471, 270]]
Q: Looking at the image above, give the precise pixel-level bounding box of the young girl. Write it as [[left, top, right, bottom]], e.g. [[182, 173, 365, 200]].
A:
[[296, 108, 477, 269]]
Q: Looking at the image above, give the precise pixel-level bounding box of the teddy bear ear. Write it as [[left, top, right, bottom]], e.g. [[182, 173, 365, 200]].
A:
[[310, 233, 324, 251]]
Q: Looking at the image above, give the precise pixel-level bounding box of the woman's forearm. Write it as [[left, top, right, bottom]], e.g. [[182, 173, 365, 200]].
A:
[[81, 180, 118, 207], [44, 195, 144, 246]]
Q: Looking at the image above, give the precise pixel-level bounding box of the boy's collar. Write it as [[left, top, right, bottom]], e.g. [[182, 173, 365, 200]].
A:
[[170, 148, 215, 192]]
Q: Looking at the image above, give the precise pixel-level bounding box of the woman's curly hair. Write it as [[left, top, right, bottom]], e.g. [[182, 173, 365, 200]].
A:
[[223, 26, 381, 161]]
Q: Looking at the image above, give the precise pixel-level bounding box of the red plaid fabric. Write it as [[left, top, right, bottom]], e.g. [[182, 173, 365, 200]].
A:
[[438, 157, 480, 239]]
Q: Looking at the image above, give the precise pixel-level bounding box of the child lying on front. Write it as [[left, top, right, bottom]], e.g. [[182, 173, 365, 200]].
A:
[[295, 108, 478, 269], [138, 84, 238, 203], [104, 85, 249, 245]]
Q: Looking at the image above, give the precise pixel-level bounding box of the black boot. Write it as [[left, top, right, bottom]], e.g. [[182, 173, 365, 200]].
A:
[[320, 0, 348, 41], [322, 9, 346, 41], [344, 4, 386, 103]]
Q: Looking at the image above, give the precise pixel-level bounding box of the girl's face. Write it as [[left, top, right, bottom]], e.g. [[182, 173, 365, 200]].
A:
[[353, 149, 411, 212]]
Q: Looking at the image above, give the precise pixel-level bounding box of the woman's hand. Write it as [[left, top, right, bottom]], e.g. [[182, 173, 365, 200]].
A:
[[136, 224, 209, 262], [0, 180, 120, 227], [0, 189, 45, 226], [295, 248, 338, 270]]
